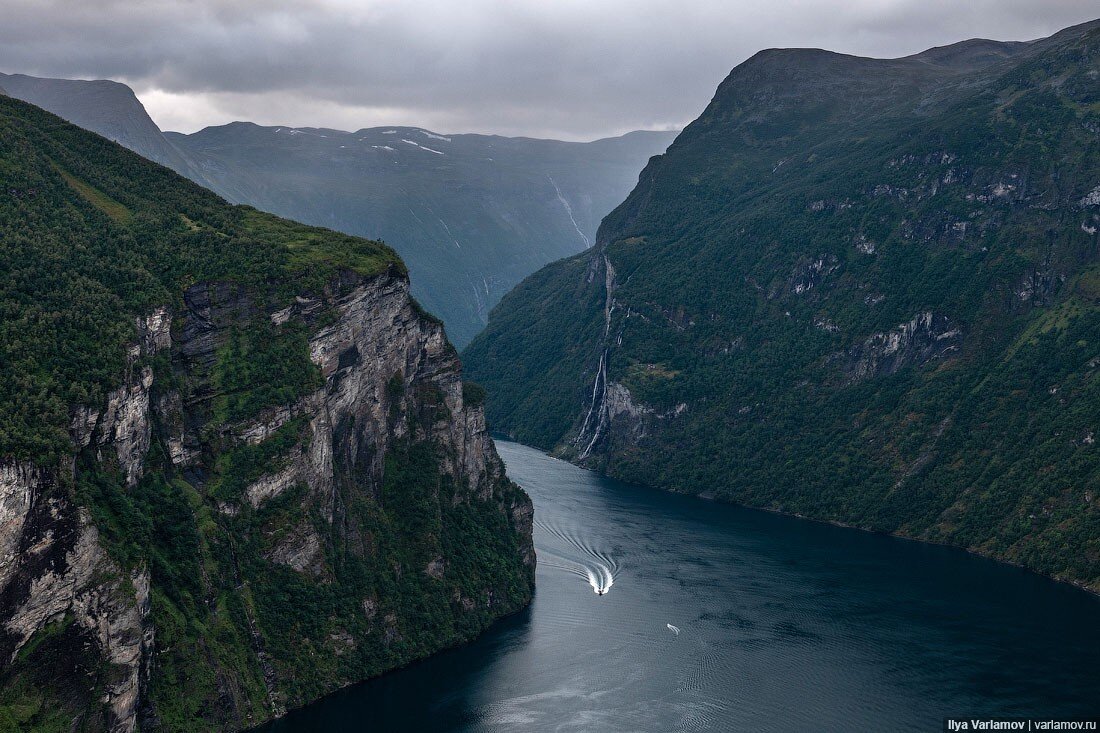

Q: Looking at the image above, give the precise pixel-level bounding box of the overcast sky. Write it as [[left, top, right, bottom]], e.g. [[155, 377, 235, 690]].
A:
[[1, 0, 1096, 140]]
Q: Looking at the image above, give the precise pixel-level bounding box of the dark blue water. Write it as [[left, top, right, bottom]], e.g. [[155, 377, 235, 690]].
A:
[[264, 440, 1100, 732]]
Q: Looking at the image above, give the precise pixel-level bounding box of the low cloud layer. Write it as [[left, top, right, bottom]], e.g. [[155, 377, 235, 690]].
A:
[[1, 0, 1096, 138]]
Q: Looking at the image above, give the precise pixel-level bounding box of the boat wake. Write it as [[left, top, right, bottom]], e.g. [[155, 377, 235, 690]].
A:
[[535, 518, 620, 595]]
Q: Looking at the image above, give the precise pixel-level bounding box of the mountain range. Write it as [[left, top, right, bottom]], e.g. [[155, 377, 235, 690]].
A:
[[465, 20, 1100, 591], [0, 71, 675, 345]]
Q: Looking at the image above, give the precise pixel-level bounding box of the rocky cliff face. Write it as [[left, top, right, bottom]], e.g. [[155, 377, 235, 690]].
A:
[[843, 311, 962, 383], [0, 94, 535, 731], [1, 306, 172, 730], [3, 402, 156, 731], [0, 267, 533, 731]]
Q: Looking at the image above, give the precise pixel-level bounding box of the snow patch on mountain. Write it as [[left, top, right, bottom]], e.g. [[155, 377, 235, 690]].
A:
[[402, 139, 445, 155]]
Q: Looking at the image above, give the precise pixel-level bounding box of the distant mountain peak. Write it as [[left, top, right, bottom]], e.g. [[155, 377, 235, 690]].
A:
[[0, 71, 207, 181], [903, 37, 1031, 70]]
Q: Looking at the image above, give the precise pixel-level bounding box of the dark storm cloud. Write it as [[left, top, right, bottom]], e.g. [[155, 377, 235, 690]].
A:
[[0, 0, 1096, 138]]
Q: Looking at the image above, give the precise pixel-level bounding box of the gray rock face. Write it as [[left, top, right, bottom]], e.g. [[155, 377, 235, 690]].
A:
[[183, 270, 503, 506], [1016, 269, 1065, 306], [2, 267, 532, 730], [0, 463, 43, 593], [208, 272, 508, 575], [785, 254, 840, 297], [68, 308, 172, 487], [98, 365, 154, 487], [0, 308, 171, 731], [846, 311, 962, 383], [299, 275, 485, 499], [575, 379, 688, 465], [0, 462, 153, 733]]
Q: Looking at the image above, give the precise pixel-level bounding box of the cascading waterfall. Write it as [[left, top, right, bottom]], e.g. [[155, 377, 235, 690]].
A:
[[574, 255, 618, 460]]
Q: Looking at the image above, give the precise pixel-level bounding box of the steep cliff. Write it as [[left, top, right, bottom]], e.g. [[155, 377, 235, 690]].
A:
[[0, 95, 533, 731], [466, 20, 1100, 590]]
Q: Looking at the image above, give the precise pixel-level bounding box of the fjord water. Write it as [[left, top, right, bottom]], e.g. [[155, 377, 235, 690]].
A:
[[264, 441, 1100, 732]]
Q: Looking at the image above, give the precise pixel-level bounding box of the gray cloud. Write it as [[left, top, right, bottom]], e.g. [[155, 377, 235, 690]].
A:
[[0, 0, 1096, 138]]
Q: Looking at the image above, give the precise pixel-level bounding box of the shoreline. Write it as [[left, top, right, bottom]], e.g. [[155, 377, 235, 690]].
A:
[[499, 437, 1100, 602]]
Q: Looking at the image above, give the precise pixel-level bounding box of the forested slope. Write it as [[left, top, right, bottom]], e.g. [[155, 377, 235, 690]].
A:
[[466, 21, 1100, 590]]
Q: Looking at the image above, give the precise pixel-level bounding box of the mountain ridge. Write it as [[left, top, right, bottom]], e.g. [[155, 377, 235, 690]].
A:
[[465, 20, 1100, 591], [0, 70, 674, 345], [165, 120, 675, 343], [0, 72, 209, 183]]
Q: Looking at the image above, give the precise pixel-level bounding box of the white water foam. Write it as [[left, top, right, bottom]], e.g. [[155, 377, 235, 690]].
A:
[[536, 518, 619, 595]]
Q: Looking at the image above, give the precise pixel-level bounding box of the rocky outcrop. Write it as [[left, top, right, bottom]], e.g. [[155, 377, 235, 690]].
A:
[[185, 271, 511, 521], [295, 274, 494, 505], [0, 462, 152, 732], [1079, 184, 1100, 208], [784, 254, 840, 297], [0, 463, 39, 594], [845, 311, 962, 383], [244, 464, 299, 509], [98, 365, 154, 488], [1015, 269, 1065, 306], [69, 310, 172, 487], [573, 379, 688, 466], [0, 309, 171, 731]]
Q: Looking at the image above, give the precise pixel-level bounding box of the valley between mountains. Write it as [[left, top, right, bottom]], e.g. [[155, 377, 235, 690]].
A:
[[0, 13, 1098, 733], [0, 70, 675, 347]]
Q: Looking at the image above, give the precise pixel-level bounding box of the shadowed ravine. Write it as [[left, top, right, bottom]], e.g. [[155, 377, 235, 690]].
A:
[[260, 441, 1100, 732]]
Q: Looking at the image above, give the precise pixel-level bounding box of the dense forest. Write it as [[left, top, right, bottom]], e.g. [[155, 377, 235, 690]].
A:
[[465, 22, 1100, 590]]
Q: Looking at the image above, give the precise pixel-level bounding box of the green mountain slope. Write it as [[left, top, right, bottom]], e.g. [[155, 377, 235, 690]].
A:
[[465, 20, 1100, 590], [0, 72, 211, 183], [0, 70, 674, 346], [0, 95, 533, 731]]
